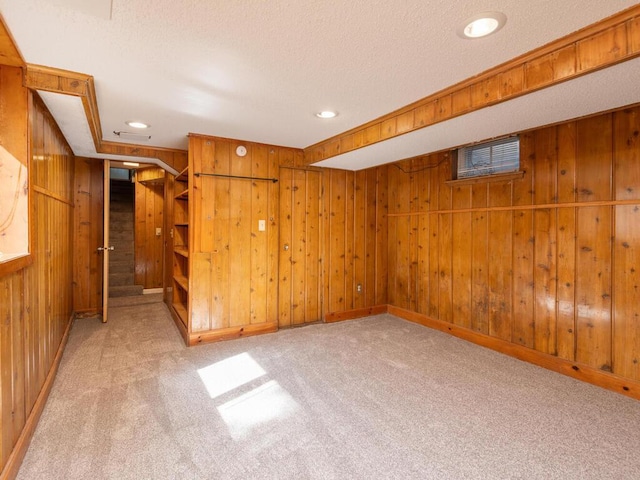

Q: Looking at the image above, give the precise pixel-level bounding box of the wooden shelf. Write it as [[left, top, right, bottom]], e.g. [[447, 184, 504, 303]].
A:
[[174, 275, 189, 292], [172, 302, 188, 327], [174, 246, 189, 258], [174, 222, 189, 227]]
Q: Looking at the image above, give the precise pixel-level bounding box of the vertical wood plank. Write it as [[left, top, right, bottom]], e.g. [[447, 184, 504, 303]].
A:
[[471, 184, 489, 334], [576, 206, 612, 371]]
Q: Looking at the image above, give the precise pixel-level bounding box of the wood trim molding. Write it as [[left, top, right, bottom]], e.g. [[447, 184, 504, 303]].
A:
[[24, 65, 188, 172], [303, 4, 640, 164], [0, 313, 73, 480], [188, 322, 278, 346], [388, 305, 640, 401], [386, 197, 640, 217], [325, 305, 388, 323]]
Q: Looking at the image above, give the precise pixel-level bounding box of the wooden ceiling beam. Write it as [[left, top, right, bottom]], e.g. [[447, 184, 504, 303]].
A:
[[303, 4, 640, 165]]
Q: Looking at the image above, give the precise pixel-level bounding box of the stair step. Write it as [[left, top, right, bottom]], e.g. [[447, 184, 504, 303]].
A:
[[109, 272, 134, 286], [109, 261, 134, 274]]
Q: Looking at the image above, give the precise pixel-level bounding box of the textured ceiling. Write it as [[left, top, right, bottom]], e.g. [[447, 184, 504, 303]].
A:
[[0, 0, 638, 169]]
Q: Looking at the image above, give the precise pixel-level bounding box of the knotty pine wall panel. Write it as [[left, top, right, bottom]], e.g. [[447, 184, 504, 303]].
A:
[[0, 84, 74, 476], [322, 167, 388, 317], [386, 104, 640, 384], [188, 135, 281, 334]]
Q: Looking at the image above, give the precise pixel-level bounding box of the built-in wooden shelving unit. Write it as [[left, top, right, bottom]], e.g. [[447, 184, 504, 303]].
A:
[[171, 165, 190, 330]]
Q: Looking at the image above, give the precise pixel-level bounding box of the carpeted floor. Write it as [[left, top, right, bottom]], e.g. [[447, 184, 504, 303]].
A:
[[17, 298, 640, 479]]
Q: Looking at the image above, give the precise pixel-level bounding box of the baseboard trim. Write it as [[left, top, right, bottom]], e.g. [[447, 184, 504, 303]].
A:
[[388, 305, 640, 401], [189, 322, 278, 346], [0, 313, 74, 480], [325, 305, 388, 323], [143, 288, 163, 294]]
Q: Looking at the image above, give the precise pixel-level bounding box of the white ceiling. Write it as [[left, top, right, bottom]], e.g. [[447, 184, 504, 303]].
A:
[[0, 0, 638, 170]]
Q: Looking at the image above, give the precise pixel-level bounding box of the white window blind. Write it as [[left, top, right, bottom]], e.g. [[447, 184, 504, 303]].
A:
[[457, 136, 520, 179]]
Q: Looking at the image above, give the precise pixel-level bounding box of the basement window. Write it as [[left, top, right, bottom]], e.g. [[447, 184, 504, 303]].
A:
[[456, 136, 520, 179]]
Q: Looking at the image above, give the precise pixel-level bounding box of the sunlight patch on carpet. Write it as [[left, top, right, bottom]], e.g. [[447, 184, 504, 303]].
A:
[[197, 352, 266, 399], [217, 380, 300, 440]]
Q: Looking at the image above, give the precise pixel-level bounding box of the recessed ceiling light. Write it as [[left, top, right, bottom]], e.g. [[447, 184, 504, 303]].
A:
[[458, 12, 506, 39], [123, 162, 140, 167], [316, 111, 337, 119], [125, 121, 150, 129]]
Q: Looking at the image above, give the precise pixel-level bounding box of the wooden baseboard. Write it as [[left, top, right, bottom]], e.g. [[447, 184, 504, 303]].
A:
[[0, 313, 74, 480], [388, 305, 640, 401], [325, 305, 388, 323], [189, 322, 278, 346]]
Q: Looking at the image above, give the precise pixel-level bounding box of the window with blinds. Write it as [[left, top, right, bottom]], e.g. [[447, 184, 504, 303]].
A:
[[457, 136, 520, 179]]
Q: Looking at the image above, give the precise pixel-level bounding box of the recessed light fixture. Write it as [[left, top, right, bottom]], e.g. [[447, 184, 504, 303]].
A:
[[316, 111, 337, 119], [125, 121, 150, 129], [123, 161, 140, 167], [458, 12, 506, 39]]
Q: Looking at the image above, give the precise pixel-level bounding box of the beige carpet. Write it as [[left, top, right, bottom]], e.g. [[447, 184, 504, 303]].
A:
[[17, 298, 640, 479]]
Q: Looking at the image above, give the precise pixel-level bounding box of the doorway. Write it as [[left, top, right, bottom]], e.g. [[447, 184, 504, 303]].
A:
[[108, 166, 166, 299]]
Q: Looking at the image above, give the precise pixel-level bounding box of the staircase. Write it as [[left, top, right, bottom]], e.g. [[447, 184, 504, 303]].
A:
[[109, 180, 143, 297]]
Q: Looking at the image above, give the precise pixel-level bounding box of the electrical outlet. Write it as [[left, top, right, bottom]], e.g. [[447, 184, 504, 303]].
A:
[[156, 227, 162, 236], [356, 283, 362, 293]]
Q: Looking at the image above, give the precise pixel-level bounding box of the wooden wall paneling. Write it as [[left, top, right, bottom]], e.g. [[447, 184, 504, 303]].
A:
[[364, 168, 378, 308], [612, 107, 640, 380], [556, 121, 578, 360], [613, 204, 640, 380], [266, 148, 280, 324], [470, 183, 489, 334], [408, 161, 420, 313], [576, 114, 613, 202], [533, 127, 558, 354], [354, 170, 367, 310], [428, 161, 440, 318], [375, 166, 388, 306], [292, 168, 307, 325], [575, 113, 613, 371], [327, 170, 346, 314], [250, 145, 269, 325], [210, 143, 231, 330], [487, 182, 513, 341], [451, 184, 471, 329], [1, 90, 74, 477], [228, 142, 252, 327], [344, 171, 355, 311], [0, 272, 24, 467], [393, 165, 411, 309], [305, 170, 322, 322], [575, 206, 612, 371], [278, 167, 293, 328], [386, 166, 399, 307], [415, 161, 431, 315], [511, 132, 535, 347], [437, 158, 453, 324]]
